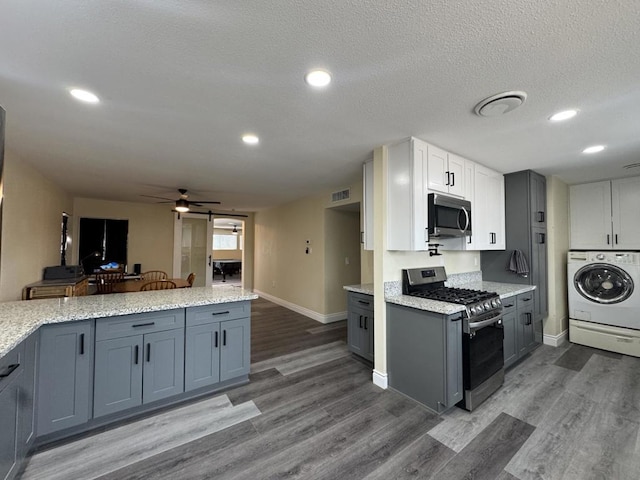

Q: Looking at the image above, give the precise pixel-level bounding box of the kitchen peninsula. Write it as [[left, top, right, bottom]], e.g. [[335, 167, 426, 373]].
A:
[[0, 286, 257, 480]]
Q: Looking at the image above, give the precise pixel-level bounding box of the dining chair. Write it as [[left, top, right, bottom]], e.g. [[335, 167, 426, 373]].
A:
[[95, 272, 124, 294], [141, 270, 168, 281], [186, 272, 196, 287], [140, 280, 176, 291]]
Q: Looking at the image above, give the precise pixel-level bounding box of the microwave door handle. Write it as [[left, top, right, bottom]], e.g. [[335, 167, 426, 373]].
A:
[[459, 207, 470, 233]]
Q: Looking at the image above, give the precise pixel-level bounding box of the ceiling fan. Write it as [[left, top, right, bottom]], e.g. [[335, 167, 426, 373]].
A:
[[141, 188, 221, 213]]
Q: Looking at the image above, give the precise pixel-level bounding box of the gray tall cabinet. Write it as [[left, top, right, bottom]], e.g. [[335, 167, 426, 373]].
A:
[[481, 170, 547, 343]]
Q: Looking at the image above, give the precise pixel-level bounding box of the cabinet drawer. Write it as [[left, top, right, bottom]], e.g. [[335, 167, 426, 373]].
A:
[[500, 295, 517, 313], [0, 342, 24, 394], [186, 302, 250, 326], [349, 293, 373, 311], [517, 292, 534, 309], [96, 309, 185, 340]]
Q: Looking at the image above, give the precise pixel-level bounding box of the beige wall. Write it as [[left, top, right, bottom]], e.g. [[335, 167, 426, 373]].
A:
[[254, 179, 362, 316], [545, 175, 570, 337], [325, 208, 361, 313], [0, 150, 73, 301], [72, 198, 175, 275]]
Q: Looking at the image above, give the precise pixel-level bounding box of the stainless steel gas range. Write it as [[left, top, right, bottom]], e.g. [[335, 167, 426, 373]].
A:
[[402, 266, 505, 411]]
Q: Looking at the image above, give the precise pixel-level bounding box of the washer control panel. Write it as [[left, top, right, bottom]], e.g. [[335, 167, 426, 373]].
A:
[[586, 252, 640, 265]]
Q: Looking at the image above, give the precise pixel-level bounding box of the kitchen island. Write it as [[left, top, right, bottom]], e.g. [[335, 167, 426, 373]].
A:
[[0, 286, 258, 480]]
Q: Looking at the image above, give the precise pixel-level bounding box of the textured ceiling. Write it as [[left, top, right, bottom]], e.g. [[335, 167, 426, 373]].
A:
[[1, 0, 639, 211]]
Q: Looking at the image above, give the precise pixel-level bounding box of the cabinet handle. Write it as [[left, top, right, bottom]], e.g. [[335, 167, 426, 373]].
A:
[[223, 330, 227, 346], [490, 232, 496, 244], [79, 333, 85, 355], [445, 171, 450, 186], [211, 311, 230, 316], [146, 343, 151, 362], [522, 297, 531, 302], [134, 345, 139, 364], [357, 300, 370, 305], [450, 172, 455, 187], [360, 231, 364, 244], [359, 315, 363, 328], [215, 331, 219, 348], [504, 304, 514, 308], [525, 312, 532, 325], [364, 317, 368, 330], [538, 232, 546, 244], [537, 211, 545, 222], [132, 322, 155, 328], [607, 234, 610, 245], [615, 234, 619, 244], [209, 255, 212, 267], [0, 364, 19, 379]]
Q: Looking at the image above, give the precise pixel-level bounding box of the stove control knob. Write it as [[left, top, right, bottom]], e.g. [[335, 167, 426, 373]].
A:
[[470, 306, 477, 315], [596, 253, 605, 260], [496, 298, 502, 306], [484, 301, 491, 310], [491, 299, 498, 308]]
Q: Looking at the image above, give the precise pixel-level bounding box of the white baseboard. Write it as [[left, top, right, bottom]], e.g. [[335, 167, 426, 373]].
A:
[[254, 290, 347, 324], [544, 329, 569, 347], [372, 370, 388, 389]]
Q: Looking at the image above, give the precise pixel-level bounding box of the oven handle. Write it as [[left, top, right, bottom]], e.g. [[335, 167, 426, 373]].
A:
[[468, 313, 502, 330]]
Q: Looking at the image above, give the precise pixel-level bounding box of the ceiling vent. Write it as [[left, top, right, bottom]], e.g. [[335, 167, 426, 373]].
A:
[[623, 163, 640, 169], [474, 91, 527, 117], [331, 188, 351, 203]]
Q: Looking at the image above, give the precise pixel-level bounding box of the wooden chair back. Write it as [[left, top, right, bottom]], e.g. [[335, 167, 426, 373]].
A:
[[141, 270, 168, 281], [95, 272, 124, 294], [140, 280, 176, 291], [186, 272, 196, 287]]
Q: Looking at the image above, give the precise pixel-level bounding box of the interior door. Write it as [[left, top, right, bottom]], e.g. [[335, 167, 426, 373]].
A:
[[173, 214, 213, 287]]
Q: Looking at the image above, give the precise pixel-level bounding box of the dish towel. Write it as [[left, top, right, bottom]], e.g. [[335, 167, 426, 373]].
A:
[[508, 249, 529, 277]]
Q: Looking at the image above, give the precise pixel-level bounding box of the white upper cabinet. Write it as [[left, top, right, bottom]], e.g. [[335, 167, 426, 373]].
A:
[[426, 146, 465, 198], [386, 138, 429, 251], [570, 177, 640, 250], [362, 159, 374, 251], [472, 164, 505, 250]]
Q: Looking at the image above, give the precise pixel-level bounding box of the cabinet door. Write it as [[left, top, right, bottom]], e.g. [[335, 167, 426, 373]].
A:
[[569, 181, 612, 249], [426, 144, 449, 194], [0, 366, 20, 480], [447, 153, 465, 198], [365, 311, 374, 362], [37, 321, 93, 436], [518, 308, 536, 356], [347, 307, 366, 357], [185, 323, 221, 391], [530, 229, 547, 324], [530, 172, 547, 227], [611, 177, 640, 250], [502, 310, 518, 368], [94, 336, 143, 417], [362, 159, 374, 251], [220, 318, 251, 382], [445, 314, 464, 407], [18, 333, 38, 457], [474, 165, 505, 250], [143, 329, 185, 403]]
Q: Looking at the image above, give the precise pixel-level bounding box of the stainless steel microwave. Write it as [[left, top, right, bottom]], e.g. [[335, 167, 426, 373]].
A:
[[428, 193, 471, 238]]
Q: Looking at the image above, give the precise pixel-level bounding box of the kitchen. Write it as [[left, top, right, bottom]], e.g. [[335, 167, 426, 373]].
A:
[[2, 1, 640, 479]]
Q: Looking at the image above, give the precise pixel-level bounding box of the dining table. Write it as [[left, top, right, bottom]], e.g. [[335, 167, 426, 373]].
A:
[[112, 278, 190, 293]]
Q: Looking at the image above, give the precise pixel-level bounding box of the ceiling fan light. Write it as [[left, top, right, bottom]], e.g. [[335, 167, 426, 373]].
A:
[[232, 226, 238, 235], [175, 199, 190, 212]]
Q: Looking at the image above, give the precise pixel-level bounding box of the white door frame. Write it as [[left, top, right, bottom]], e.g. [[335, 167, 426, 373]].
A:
[[173, 213, 213, 287]]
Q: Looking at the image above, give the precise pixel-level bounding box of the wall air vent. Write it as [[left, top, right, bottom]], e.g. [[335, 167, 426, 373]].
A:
[[331, 188, 351, 203]]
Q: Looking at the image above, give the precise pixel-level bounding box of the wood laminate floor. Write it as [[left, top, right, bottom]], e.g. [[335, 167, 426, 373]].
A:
[[21, 301, 640, 480]]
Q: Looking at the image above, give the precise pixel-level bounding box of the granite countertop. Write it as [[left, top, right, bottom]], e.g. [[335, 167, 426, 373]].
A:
[[0, 286, 258, 359], [343, 284, 374, 296], [385, 281, 536, 314]]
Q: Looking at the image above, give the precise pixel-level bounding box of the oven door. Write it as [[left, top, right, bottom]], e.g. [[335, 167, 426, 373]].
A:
[[462, 314, 504, 391]]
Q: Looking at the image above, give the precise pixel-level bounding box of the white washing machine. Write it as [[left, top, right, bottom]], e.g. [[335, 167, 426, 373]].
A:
[[568, 251, 640, 357]]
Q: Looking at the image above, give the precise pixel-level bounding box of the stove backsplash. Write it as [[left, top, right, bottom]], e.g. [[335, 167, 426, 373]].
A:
[[444, 270, 482, 287]]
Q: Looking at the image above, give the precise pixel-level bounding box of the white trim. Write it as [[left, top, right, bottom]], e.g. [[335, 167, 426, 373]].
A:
[[543, 329, 569, 347], [254, 290, 347, 324], [372, 370, 388, 389]]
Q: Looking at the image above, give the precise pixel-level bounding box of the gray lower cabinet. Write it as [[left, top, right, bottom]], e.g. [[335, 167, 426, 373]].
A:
[[503, 291, 537, 368], [387, 303, 463, 413], [93, 310, 185, 417], [185, 302, 251, 391], [0, 341, 23, 480], [347, 292, 374, 362], [37, 321, 93, 436], [17, 332, 38, 458]]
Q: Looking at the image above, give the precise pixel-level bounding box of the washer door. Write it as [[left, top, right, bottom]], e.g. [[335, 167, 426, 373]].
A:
[[574, 263, 634, 304]]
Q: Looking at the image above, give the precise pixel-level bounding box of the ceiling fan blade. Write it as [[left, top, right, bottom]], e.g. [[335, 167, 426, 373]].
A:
[[140, 194, 175, 201], [192, 200, 221, 205]]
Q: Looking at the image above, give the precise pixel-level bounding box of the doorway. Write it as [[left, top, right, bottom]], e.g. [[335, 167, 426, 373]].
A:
[[212, 218, 244, 286]]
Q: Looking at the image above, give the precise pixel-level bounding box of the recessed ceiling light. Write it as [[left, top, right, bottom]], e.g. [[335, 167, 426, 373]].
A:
[[549, 109, 578, 122], [583, 145, 605, 154], [305, 69, 331, 88], [69, 88, 100, 104], [242, 134, 259, 145]]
